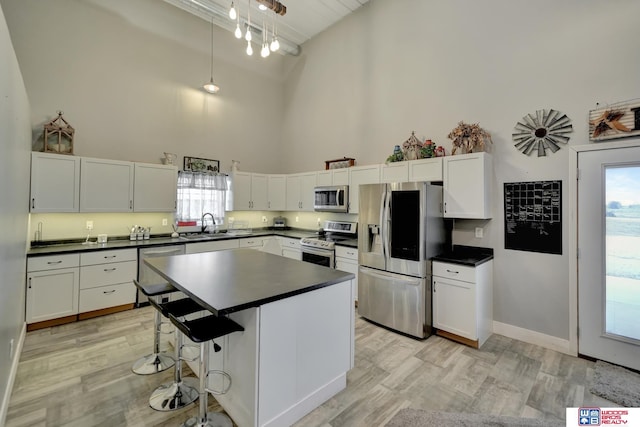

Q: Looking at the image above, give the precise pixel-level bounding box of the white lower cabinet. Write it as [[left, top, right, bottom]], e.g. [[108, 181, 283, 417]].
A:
[[335, 246, 358, 303], [238, 237, 264, 250], [432, 260, 493, 348], [26, 254, 80, 324], [79, 249, 137, 315], [280, 237, 301, 260], [186, 239, 240, 254]]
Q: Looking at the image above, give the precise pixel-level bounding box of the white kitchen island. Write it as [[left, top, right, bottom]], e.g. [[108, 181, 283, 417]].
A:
[[146, 249, 355, 427]]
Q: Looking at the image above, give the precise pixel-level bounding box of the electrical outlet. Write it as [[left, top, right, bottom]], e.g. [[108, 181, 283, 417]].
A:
[[228, 217, 234, 223], [9, 338, 14, 359], [475, 227, 483, 238], [295, 216, 299, 223], [261, 216, 268, 223], [317, 217, 321, 227], [162, 218, 168, 226], [86, 220, 93, 230]]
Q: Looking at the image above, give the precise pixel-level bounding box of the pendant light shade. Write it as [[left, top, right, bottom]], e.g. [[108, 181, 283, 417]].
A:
[[203, 17, 220, 94]]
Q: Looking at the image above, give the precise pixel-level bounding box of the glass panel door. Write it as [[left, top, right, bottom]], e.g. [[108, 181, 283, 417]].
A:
[[578, 146, 640, 371], [605, 166, 640, 341]]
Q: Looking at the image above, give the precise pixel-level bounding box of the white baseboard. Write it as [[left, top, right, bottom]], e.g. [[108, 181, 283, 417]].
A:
[[493, 321, 574, 355], [0, 322, 26, 426], [262, 373, 347, 427]]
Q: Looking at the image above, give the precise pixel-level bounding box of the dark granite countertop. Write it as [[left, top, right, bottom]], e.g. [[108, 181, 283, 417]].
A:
[[431, 245, 493, 267], [146, 249, 354, 315], [26, 228, 329, 257]]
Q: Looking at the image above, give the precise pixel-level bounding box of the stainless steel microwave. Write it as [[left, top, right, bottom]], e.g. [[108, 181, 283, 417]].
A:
[[314, 185, 349, 213]]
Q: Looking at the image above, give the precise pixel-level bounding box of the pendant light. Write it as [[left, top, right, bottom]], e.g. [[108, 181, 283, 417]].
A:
[[260, 19, 270, 58], [203, 17, 220, 94], [234, 6, 242, 39], [228, 1, 237, 20], [270, 20, 280, 52], [245, 0, 252, 42]]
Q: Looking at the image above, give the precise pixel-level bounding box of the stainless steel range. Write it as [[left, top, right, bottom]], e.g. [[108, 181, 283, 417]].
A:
[[300, 220, 357, 268]]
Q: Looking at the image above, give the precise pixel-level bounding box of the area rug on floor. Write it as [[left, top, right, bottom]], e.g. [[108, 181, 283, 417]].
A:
[[385, 409, 564, 427], [589, 360, 640, 407]]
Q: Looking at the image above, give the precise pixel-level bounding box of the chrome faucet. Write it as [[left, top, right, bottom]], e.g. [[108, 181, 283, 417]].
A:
[[201, 212, 216, 233]]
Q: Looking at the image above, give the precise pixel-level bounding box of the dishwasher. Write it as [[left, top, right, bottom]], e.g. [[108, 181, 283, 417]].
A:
[[137, 245, 185, 306]]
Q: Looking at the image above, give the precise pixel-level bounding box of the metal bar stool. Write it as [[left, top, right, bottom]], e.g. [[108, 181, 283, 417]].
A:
[[168, 312, 244, 427], [131, 280, 178, 375], [149, 296, 205, 411]]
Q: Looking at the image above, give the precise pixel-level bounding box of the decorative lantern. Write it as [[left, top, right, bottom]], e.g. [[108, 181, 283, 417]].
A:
[[43, 111, 74, 154]]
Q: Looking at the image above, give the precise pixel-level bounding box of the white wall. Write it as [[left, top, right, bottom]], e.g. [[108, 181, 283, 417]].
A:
[[1, 0, 285, 174], [0, 3, 30, 422], [280, 0, 640, 341]]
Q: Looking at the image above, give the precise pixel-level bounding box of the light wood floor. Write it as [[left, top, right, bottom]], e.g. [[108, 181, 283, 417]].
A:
[[6, 307, 614, 427]]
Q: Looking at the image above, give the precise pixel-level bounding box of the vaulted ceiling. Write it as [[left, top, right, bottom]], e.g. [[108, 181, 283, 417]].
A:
[[164, 0, 370, 55]]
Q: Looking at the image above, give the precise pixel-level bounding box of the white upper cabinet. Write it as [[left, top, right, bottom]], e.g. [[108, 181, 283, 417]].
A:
[[443, 152, 492, 219], [230, 172, 268, 211], [30, 152, 80, 212], [251, 173, 269, 210], [285, 172, 316, 211], [331, 169, 350, 186], [380, 162, 408, 183], [267, 175, 286, 211], [348, 165, 380, 214], [408, 157, 443, 182], [133, 163, 177, 212], [316, 170, 332, 186], [80, 158, 134, 212]]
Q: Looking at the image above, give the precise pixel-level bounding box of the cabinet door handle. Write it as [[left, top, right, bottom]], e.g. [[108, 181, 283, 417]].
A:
[[103, 268, 117, 272], [103, 290, 116, 294], [32, 198, 35, 209], [433, 281, 436, 292], [28, 277, 32, 289], [47, 260, 63, 265], [444, 202, 447, 213], [446, 269, 459, 274]]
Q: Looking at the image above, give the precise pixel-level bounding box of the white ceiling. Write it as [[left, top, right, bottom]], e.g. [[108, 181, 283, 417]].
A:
[[163, 0, 370, 55]]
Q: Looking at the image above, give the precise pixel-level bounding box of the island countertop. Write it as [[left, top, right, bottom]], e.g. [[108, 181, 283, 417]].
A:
[[145, 248, 355, 315]]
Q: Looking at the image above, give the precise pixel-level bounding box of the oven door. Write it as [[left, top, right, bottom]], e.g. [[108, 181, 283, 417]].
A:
[[301, 246, 334, 268]]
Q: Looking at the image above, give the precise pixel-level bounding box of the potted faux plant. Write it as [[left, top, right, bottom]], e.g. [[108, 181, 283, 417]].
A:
[[447, 121, 492, 154]]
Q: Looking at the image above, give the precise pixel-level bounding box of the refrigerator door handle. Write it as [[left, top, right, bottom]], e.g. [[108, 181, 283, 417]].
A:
[[383, 187, 391, 263], [379, 187, 387, 260]]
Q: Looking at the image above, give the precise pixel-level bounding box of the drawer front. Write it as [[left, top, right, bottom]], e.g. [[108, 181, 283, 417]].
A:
[[280, 238, 301, 250], [432, 261, 476, 283], [335, 246, 358, 260], [28, 253, 80, 272], [79, 282, 136, 313], [238, 238, 263, 248], [80, 248, 137, 266], [80, 260, 137, 289]]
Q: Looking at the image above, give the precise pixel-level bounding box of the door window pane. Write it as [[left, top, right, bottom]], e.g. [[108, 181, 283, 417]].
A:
[[605, 166, 640, 341]]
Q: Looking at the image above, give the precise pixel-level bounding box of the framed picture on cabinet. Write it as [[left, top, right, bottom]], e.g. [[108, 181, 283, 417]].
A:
[[183, 156, 219, 173]]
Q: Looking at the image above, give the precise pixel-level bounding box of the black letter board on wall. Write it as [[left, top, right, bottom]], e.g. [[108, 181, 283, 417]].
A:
[[504, 180, 562, 255]]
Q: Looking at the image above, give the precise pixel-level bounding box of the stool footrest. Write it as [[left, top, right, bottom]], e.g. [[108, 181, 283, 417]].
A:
[[133, 279, 177, 297], [160, 298, 203, 318], [168, 313, 244, 343]]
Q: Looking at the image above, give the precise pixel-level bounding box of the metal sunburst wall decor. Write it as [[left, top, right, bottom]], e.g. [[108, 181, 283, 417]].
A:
[[512, 109, 573, 157]]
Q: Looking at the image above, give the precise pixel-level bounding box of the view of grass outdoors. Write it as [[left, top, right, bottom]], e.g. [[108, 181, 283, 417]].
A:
[[605, 166, 640, 341]]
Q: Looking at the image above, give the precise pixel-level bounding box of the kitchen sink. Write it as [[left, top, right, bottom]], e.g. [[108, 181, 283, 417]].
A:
[[179, 233, 225, 241]]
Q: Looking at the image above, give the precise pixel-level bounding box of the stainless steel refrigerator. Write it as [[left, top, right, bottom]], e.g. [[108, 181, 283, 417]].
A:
[[358, 182, 445, 338]]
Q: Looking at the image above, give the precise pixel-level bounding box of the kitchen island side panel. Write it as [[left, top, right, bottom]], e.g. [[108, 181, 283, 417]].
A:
[[258, 280, 353, 427]]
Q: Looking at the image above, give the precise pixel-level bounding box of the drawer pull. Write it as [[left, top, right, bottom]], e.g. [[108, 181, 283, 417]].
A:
[[103, 268, 117, 272], [446, 269, 459, 274], [347, 251, 355, 256], [103, 255, 117, 259], [47, 260, 63, 265], [103, 290, 116, 294]]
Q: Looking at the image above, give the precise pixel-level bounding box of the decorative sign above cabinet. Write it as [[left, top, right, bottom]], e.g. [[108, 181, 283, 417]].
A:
[[589, 98, 640, 142]]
